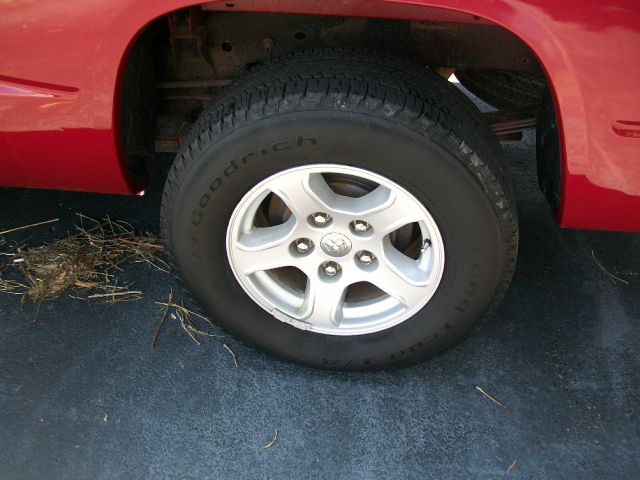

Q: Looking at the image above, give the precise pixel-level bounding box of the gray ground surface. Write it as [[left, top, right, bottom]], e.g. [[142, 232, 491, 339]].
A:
[[1, 124, 639, 477]]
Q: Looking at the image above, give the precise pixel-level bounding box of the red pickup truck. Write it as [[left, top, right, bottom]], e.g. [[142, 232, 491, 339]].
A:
[[2, 1, 639, 369]]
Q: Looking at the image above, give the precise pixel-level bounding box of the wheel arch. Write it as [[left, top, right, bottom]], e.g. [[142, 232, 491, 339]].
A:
[[115, 0, 573, 204]]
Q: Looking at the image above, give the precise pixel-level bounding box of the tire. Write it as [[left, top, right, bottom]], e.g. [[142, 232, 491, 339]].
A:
[[456, 69, 545, 110], [161, 51, 518, 370]]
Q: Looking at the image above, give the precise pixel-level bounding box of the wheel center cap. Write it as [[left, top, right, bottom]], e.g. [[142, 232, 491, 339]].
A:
[[320, 232, 352, 257]]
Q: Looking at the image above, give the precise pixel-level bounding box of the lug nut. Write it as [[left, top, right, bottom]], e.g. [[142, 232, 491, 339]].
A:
[[311, 212, 332, 227], [294, 238, 313, 254], [321, 261, 340, 277], [351, 220, 371, 234], [356, 250, 375, 265]]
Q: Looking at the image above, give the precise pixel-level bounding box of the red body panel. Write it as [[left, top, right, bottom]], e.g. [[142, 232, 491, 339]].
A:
[[1, 1, 639, 231]]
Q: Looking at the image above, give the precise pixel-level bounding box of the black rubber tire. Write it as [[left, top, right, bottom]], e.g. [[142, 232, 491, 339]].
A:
[[161, 51, 518, 370], [456, 69, 545, 110]]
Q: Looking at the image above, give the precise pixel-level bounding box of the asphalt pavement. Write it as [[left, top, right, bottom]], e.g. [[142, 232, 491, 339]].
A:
[[1, 122, 639, 477]]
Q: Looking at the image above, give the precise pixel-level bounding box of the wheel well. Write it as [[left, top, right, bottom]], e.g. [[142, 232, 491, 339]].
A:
[[120, 6, 553, 181]]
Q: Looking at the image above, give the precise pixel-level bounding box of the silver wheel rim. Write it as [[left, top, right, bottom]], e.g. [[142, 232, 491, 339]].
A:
[[226, 164, 445, 336]]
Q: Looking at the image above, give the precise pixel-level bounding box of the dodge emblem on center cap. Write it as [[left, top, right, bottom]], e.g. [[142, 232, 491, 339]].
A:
[[320, 232, 352, 257]]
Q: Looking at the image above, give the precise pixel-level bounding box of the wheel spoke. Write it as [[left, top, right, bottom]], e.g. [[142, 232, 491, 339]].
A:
[[267, 172, 336, 223], [299, 276, 347, 328], [362, 186, 424, 236], [368, 238, 430, 307], [233, 217, 296, 275]]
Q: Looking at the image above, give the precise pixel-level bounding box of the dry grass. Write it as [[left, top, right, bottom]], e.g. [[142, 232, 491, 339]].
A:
[[154, 291, 224, 347], [263, 429, 279, 449], [1, 215, 225, 348], [0, 218, 59, 237], [475, 386, 507, 409], [223, 343, 239, 368], [0, 214, 168, 305], [591, 250, 629, 285]]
